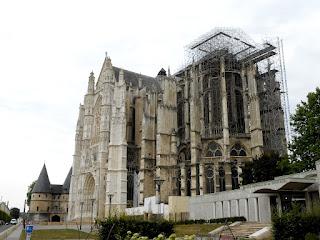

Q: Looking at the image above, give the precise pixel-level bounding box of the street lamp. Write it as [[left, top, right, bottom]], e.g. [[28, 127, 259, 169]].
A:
[[154, 176, 165, 204], [79, 201, 84, 230], [90, 199, 95, 231], [107, 194, 113, 217]]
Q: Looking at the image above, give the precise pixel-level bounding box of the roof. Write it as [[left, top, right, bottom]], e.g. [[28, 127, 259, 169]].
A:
[[241, 177, 316, 194], [157, 68, 167, 76], [62, 167, 72, 193], [32, 164, 72, 194], [50, 184, 63, 194], [113, 67, 161, 91], [32, 164, 51, 193]]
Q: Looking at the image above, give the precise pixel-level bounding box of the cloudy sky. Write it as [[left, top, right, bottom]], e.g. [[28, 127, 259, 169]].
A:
[[0, 0, 319, 210]]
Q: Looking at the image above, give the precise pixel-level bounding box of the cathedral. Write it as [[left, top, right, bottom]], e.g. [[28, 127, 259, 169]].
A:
[[67, 28, 287, 221]]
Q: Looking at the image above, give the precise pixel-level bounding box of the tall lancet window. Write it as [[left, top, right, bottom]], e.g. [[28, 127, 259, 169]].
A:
[[219, 165, 226, 191], [205, 165, 215, 193], [231, 161, 239, 189], [226, 72, 245, 135]]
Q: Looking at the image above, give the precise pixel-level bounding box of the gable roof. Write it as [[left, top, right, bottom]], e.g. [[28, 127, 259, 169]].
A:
[[113, 67, 161, 91], [32, 164, 51, 193]]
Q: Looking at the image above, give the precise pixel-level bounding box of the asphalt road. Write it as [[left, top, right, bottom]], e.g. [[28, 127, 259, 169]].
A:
[[0, 224, 13, 233]]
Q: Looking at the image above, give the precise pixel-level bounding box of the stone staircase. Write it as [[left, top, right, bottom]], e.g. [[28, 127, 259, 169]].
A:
[[212, 222, 271, 239]]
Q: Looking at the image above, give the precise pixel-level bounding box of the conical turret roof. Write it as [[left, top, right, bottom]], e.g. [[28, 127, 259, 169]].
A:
[[62, 167, 72, 193], [32, 164, 51, 193]]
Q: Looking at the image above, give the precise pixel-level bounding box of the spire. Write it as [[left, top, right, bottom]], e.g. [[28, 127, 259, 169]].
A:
[[168, 66, 171, 76], [87, 71, 95, 94], [62, 167, 72, 193], [157, 68, 167, 76], [105, 56, 112, 70], [118, 69, 125, 85], [138, 74, 142, 89], [32, 164, 51, 193], [76, 104, 83, 130]]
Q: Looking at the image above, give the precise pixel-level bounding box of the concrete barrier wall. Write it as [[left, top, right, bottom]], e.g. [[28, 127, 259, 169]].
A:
[[125, 196, 169, 219], [0, 224, 20, 240], [188, 189, 273, 223]]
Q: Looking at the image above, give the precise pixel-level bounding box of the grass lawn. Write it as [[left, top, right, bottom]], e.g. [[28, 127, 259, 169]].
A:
[[174, 224, 221, 237], [19, 229, 98, 239]]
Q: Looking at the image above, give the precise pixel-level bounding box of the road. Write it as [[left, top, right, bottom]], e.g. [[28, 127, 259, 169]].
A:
[[0, 224, 12, 233]]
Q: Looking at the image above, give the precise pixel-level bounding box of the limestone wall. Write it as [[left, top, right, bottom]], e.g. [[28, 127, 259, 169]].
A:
[[168, 196, 189, 221], [125, 196, 169, 218]]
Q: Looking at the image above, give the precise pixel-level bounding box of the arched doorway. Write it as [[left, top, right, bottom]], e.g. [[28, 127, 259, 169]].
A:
[[51, 215, 60, 222], [83, 174, 95, 217]]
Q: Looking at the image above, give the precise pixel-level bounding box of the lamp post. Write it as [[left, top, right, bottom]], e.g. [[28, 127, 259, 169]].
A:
[[90, 199, 95, 231], [22, 199, 26, 229], [107, 194, 113, 217], [79, 201, 84, 230]]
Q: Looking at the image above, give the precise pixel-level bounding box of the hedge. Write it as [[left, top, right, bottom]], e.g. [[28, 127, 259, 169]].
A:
[[0, 210, 11, 222], [98, 217, 174, 240], [272, 205, 320, 240], [176, 216, 246, 225]]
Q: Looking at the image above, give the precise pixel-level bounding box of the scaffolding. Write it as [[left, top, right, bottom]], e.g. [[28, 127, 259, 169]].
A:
[[180, 27, 290, 155]]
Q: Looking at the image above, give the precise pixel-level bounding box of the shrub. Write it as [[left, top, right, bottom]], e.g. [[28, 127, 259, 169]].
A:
[[175, 216, 246, 225], [272, 204, 320, 240], [0, 210, 11, 222], [123, 232, 195, 240], [98, 217, 174, 240]]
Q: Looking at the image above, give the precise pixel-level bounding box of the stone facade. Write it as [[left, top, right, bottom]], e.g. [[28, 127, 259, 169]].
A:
[[68, 29, 287, 220], [0, 202, 10, 215], [29, 165, 71, 222]]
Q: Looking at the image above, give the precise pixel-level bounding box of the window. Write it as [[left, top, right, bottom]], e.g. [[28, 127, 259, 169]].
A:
[[206, 142, 222, 157], [37, 206, 39, 211], [205, 165, 215, 193], [230, 143, 246, 156], [219, 166, 226, 191], [231, 162, 239, 189]]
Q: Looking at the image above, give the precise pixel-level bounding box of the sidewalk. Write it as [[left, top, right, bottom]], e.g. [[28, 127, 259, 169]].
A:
[[4, 224, 93, 240], [33, 224, 92, 233], [6, 225, 22, 240]]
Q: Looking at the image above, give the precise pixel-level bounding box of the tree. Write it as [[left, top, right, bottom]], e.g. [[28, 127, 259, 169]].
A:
[[289, 87, 320, 171], [10, 208, 20, 219], [241, 152, 292, 185], [0, 210, 11, 222], [26, 181, 36, 206]]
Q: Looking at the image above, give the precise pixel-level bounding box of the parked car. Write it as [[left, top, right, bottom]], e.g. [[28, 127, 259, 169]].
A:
[[10, 219, 17, 225]]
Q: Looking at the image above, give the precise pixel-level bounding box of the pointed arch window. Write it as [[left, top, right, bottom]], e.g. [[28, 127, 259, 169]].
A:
[[231, 161, 239, 189], [230, 143, 247, 156], [206, 142, 222, 157], [205, 165, 215, 193], [219, 165, 226, 191]]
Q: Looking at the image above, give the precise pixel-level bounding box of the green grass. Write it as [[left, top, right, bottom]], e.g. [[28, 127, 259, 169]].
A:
[[19, 229, 98, 239], [174, 223, 222, 237]]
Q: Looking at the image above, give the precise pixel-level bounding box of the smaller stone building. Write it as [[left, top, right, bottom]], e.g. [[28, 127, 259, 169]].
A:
[[0, 202, 10, 215], [29, 164, 71, 222]]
